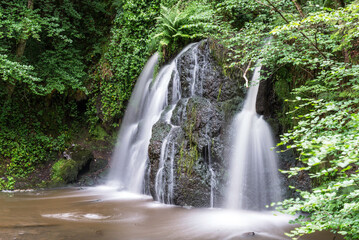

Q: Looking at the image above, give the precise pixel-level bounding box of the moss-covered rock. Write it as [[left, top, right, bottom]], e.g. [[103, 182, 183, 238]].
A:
[[50, 146, 94, 186], [51, 159, 78, 184]]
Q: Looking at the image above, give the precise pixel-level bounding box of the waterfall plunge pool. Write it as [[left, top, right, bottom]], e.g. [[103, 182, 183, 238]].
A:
[[0, 187, 339, 240]]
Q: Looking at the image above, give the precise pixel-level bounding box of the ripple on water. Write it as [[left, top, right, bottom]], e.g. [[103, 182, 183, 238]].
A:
[[42, 213, 110, 221]]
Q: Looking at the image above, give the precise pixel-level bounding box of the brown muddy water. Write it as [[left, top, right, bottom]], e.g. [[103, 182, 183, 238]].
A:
[[0, 187, 339, 240]]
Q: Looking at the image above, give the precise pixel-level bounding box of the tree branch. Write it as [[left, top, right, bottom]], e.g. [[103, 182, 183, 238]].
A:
[[260, 0, 327, 59], [11, 0, 35, 99], [292, 0, 305, 18], [243, 62, 252, 88]]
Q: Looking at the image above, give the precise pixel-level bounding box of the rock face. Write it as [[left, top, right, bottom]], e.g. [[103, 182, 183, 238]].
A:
[[148, 40, 245, 207]]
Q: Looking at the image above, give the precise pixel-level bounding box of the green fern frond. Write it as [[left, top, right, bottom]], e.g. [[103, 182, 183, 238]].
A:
[[153, 0, 216, 57]]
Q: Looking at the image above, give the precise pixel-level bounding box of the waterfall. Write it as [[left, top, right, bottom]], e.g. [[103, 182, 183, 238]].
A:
[[225, 66, 282, 210], [207, 141, 216, 208], [107, 43, 199, 193], [153, 42, 203, 203], [107, 40, 279, 209]]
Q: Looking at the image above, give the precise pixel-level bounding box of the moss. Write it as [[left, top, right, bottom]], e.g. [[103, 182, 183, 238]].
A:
[[177, 105, 199, 176], [90, 125, 109, 141], [70, 148, 93, 169], [51, 159, 78, 184], [207, 38, 242, 81], [177, 140, 199, 176]]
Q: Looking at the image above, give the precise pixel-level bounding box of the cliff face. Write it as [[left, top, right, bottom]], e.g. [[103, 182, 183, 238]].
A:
[[148, 40, 245, 207]]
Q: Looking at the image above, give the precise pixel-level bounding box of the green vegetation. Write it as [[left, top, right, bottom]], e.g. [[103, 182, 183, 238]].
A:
[[1, 0, 358, 238], [153, 1, 216, 60], [51, 146, 93, 185], [51, 159, 78, 184], [212, 0, 358, 238], [86, 0, 161, 129], [0, 0, 111, 188]]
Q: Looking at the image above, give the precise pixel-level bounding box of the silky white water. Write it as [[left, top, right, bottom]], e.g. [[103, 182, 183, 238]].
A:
[[106, 53, 160, 192], [107, 43, 198, 194], [108, 41, 281, 209], [225, 66, 282, 210]]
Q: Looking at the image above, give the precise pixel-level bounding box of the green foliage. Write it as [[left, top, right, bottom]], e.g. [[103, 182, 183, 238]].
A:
[[0, 53, 41, 93], [0, 91, 71, 190], [0, 0, 109, 95], [153, 1, 217, 59], [277, 99, 359, 239], [178, 106, 199, 176], [263, 2, 359, 239], [0, 176, 15, 190], [91, 125, 110, 141], [87, 0, 161, 129], [0, 0, 111, 190], [207, 0, 359, 238]]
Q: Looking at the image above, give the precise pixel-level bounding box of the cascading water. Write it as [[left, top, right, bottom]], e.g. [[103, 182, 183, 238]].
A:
[[153, 42, 204, 204], [107, 43, 199, 194], [225, 65, 282, 210], [206, 139, 216, 208], [106, 52, 160, 192], [108, 40, 279, 209]]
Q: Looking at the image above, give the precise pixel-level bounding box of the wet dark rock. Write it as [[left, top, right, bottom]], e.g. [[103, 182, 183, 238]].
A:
[[148, 40, 245, 207], [70, 147, 94, 171], [278, 147, 311, 199], [256, 68, 276, 117], [171, 98, 189, 126], [89, 158, 108, 174], [220, 97, 244, 122], [149, 121, 172, 160], [172, 162, 211, 207], [148, 121, 173, 198]]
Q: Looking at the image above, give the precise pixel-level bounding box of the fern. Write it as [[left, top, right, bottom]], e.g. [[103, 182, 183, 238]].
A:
[[153, 1, 216, 58]]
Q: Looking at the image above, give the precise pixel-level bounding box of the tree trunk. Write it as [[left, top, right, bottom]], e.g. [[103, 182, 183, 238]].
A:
[[334, 0, 345, 7], [16, 39, 27, 59], [9, 0, 34, 98], [15, 0, 34, 60], [292, 0, 305, 18]]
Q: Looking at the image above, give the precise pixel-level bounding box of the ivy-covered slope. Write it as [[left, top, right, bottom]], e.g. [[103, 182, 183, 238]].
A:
[[0, 0, 112, 189]]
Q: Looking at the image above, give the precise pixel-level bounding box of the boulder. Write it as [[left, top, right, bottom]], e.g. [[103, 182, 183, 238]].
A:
[[50, 146, 94, 186]]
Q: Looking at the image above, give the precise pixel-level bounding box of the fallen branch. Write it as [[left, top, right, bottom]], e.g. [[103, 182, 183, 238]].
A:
[[243, 62, 252, 88]]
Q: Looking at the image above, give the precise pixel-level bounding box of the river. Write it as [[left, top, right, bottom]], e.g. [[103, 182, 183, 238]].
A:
[[0, 187, 340, 240]]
